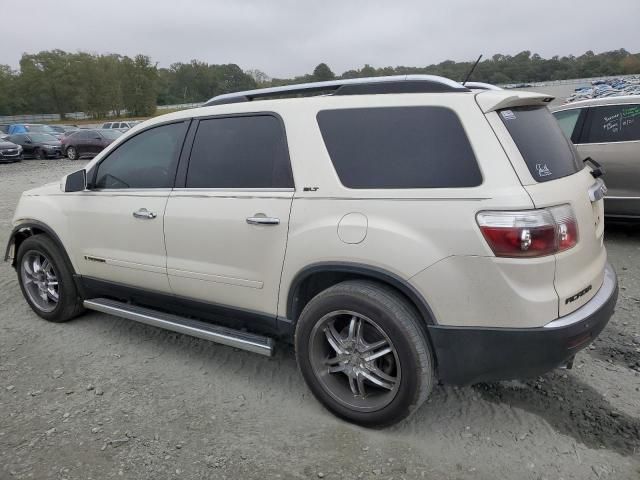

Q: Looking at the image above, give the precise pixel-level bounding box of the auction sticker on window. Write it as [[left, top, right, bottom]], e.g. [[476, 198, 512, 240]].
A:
[[501, 110, 516, 120]]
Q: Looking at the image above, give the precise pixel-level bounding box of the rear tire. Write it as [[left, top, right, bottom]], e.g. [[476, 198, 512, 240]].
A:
[[295, 280, 434, 427], [16, 235, 84, 323], [66, 146, 78, 160], [35, 148, 46, 160]]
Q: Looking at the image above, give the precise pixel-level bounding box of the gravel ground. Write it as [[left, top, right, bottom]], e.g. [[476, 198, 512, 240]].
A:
[[1, 159, 639, 480]]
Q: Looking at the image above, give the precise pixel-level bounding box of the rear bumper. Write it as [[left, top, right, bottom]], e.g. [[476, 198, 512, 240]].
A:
[[428, 262, 618, 385]]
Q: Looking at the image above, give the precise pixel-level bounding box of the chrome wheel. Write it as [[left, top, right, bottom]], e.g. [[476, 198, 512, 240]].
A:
[[66, 147, 77, 160], [20, 251, 60, 313], [309, 310, 401, 412]]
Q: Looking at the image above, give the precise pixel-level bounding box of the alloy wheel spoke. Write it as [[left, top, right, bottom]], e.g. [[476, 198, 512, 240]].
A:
[[348, 373, 367, 397], [360, 367, 396, 391], [363, 345, 393, 362], [324, 323, 346, 355], [361, 338, 388, 353], [47, 287, 59, 302], [32, 257, 42, 273], [356, 373, 366, 397], [325, 355, 343, 366], [328, 364, 346, 374]]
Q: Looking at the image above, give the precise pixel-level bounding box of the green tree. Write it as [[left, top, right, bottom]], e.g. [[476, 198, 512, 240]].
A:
[[121, 55, 158, 117], [18, 50, 81, 116], [312, 63, 335, 81]]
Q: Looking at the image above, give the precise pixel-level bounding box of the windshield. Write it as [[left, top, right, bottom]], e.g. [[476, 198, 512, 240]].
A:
[[499, 106, 582, 182], [100, 130, 123, 140], [29, 133, 58, 142]]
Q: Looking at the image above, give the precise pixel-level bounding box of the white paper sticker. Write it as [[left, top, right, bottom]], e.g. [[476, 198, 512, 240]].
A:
[[501, 110, 516, 120]]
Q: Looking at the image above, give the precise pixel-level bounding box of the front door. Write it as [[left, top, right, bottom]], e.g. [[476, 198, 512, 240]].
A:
[[164, 114, 295, 321], [67, 121, 189, 293]]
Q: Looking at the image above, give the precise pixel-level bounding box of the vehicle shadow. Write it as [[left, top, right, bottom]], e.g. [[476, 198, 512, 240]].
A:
[[472, 372, 640, 456], [25, 300, 638, 460]]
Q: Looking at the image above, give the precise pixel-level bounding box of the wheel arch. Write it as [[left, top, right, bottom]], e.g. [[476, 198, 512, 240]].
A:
[[286, 262, 437, 328], [5, 220, 76, 275]]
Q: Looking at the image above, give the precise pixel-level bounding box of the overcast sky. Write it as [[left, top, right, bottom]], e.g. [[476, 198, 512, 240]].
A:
[[3, 0, 639, 78]]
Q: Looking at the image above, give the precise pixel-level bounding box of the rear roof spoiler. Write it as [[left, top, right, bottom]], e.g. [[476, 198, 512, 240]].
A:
[[475, 91, 554, 113]]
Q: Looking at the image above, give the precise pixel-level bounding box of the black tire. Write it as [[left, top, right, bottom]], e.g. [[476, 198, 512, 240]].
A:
[[295, 280, 434, 427], [66, 146, 78, 160], [16, 234, 84, 323], [34, 148, 46, 160]]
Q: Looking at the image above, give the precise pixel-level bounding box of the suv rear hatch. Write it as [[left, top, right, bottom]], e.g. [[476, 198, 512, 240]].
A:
[[478, 91, 606, 317]]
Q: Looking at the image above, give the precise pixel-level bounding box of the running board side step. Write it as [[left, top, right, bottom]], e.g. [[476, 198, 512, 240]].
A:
[[83, 298, 275, 356]]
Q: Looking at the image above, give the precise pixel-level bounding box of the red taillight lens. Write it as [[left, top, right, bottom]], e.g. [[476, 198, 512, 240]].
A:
[[477, 205, 578, 258]]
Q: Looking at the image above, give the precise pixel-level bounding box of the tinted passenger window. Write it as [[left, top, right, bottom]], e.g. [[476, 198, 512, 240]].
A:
[[186, 115, 293, 188], [553, 109, 581, 140], [94, 122, 187, 189], [499, 106, 582, 182], [317, 107, 481, 189], [585, 104, 640, 143]]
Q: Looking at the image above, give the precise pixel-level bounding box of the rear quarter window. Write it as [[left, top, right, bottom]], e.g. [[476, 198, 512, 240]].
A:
[[584, 104, 640, 143], [499, 106, 582, 182], [317, 107, 481, 189]]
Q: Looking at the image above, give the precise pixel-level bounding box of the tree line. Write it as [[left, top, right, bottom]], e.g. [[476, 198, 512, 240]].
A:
[[0, 48, 638, 118]]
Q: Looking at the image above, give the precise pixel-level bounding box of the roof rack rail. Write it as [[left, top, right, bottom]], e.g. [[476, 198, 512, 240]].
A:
[[204, 75, 470, 106], [464, 82, 503, 91]]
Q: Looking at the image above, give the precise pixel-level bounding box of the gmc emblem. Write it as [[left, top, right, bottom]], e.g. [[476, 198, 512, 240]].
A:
[[565, 285, 592, 304]]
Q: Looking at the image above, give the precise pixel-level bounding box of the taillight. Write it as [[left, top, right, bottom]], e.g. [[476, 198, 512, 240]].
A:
[[477, 205, 578, 258]]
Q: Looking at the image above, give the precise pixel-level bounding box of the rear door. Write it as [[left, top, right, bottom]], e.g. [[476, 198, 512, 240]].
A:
[[164, 114, 294, 322], [486, 103, 606, 316], [576, 103, 640, 218]]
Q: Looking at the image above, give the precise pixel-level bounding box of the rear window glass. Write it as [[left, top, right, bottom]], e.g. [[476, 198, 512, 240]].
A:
[[499, 106, 582, 182], [584, 104, 640, 143], [317, 107, 481, 189]]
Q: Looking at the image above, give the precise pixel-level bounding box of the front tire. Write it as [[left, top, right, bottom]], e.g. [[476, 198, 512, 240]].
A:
[[16, 235, 84, 323], [34, 148, 46, 160], [66, 146, 78, 160], [295, 280, 434, 427]]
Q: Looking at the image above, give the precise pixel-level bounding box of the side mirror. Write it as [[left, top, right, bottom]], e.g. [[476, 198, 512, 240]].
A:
[[25, 140, 32, 144], [63, 169, 87, 192]]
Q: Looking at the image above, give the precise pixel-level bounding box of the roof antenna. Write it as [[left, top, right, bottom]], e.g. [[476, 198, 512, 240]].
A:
[[462, 54, 483, 86]]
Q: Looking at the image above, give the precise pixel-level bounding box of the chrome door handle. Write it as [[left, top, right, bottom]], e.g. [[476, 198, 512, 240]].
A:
[[133, 208, 157, 219], [246, 216, 280, 225]]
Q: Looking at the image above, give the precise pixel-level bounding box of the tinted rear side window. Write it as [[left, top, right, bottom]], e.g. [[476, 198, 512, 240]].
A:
[[584, 104, 640, 143], [186, 115, 293, 189], [499, 106, 582, 182], [553, 109, 582, 140], [317, 107, 481, 189]]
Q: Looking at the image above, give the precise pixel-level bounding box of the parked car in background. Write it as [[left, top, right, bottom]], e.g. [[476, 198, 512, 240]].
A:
[[62, 129, 122, 160], [6, 133, 62, 159], [553, 95, 640, 220], [48, 125, 78, 135], [0, 124, 10, 134], [8, 123, 63, 140], [0, 138, 22, 163], [101, 121, 140, 131]]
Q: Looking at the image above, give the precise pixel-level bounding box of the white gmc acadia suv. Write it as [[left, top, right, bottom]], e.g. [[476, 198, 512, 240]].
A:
[[4, 76, 618, 427]]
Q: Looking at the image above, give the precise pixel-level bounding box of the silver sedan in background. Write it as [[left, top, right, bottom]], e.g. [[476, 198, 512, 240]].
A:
[[553, 95, 640, 220]]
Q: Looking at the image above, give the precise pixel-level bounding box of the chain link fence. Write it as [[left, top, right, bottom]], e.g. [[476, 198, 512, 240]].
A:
[[0, 102, 203, 124]]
